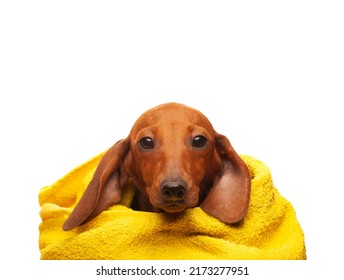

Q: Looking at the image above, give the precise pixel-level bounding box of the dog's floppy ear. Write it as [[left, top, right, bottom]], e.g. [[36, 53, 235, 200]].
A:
[[201, 133, 251, 224], [63, 138, 130, 231]]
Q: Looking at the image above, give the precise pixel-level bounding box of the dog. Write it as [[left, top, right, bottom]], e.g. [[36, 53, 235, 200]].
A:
[[63, 103, 251, 231]]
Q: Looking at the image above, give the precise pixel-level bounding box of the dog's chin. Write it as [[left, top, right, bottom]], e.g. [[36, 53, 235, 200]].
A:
[[153, 198, 199, 213], [161, 205, 186, 213]]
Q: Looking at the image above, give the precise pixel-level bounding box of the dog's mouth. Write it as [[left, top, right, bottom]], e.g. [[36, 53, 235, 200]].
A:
[[158, 197, 200, 213], [160, 202, 186, 213]]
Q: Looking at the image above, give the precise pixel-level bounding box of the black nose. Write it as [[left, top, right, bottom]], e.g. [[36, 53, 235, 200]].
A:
[[160, 181, 187, 201]]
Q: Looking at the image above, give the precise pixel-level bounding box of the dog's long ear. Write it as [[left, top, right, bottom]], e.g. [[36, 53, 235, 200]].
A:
[[201, 133, 251, 224], [63, 138, 130, 231]]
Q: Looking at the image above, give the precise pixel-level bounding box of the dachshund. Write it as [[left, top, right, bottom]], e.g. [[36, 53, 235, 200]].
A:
[[63, 103, 251, 231]]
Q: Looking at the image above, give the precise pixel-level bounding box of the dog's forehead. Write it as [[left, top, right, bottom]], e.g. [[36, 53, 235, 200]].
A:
[[132, 103, 214, 133]]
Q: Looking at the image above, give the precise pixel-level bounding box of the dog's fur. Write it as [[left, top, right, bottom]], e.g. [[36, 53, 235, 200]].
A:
[[63, 103, 251, 231]]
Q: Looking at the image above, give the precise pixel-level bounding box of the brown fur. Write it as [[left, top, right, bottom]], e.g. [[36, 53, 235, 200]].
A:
[[63, 103, 251, 231]]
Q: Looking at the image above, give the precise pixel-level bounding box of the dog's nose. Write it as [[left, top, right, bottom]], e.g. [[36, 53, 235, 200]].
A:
[[160, 181, 187, 201]]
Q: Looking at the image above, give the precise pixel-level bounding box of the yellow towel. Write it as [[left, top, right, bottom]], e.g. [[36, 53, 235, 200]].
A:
[[38, 154, 306, 260]]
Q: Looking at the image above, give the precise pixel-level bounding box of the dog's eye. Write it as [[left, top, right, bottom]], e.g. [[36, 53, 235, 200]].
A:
[[192, 135, 208, 148], [139, 137, 155, 150]]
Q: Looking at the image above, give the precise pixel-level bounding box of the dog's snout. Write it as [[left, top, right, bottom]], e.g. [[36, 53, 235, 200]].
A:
[[160, 181, 187, 200]]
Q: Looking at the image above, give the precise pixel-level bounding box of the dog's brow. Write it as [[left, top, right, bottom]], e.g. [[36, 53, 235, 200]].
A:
[[188, 125, 212, 138], [134, 125, 158, 138]]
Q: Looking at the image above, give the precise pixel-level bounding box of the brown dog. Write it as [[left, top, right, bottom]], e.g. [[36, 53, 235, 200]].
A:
[[63, 103, 251, 231]]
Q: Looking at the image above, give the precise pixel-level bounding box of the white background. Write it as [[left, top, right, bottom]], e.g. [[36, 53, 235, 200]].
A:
[[1, 0, 343, 279]]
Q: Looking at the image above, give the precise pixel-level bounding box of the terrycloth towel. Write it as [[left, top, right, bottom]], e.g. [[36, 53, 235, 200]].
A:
[[38, 154, 306, 260]]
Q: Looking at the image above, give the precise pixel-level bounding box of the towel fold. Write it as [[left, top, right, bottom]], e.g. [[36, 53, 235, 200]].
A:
[[38, 154, 306, 260]]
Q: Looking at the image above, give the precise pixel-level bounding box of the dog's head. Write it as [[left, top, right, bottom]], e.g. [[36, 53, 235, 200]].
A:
[[63, 103, 251, 231]]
